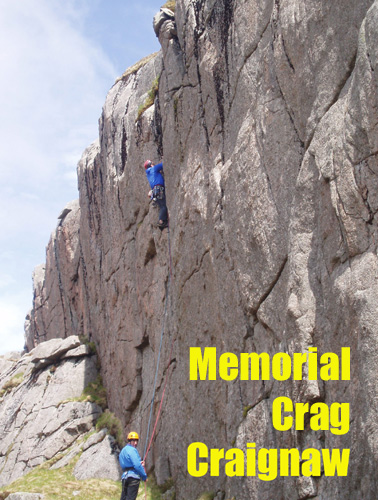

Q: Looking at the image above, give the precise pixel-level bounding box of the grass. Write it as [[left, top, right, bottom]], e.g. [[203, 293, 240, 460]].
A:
[[0, 373, 24, 398], [0, 342, 172, 499], [162, 0, 176, 11], [58, 375, 108, 410], [80, 375, 107, 409], [138, 475, 163, 500], [0, 458, 121, 500], [96, 409, 124, 448], [242, 404, 253, 419], [78, 335, 97, 356], [114, 1, 175, 85], [116, 53, 160, 84], [197, 493, 215, 500], [0, 459, 168, 500], [136, 75, 160, 122]]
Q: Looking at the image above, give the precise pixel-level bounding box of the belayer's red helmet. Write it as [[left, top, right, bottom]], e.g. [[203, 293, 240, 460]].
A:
[[144, 160, 152, 169]]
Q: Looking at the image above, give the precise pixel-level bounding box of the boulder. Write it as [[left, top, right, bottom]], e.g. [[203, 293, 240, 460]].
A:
[[73, 435, 121, 481], [153, 8, 175, 37], [30, 336, 81, 369], [6, 494, 44, 500], [57, 199, 79, 222], [0, 337, 100, 488]]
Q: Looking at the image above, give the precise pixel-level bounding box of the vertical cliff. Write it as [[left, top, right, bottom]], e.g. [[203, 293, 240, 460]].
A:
[[24, 1, 378, 498]]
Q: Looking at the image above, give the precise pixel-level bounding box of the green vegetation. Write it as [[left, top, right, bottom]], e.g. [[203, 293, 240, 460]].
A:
[[136, 75, 160, 122], [196, 492, 215, 500], [162, 0, 176, 11], [114, 2, 175, 83], [135, 474, 176, 500], [140, 474, 163, 500], [80, 375, 107, 409], [116, 53, 160, 84], [64, 375, 125, 448], [243, 404, 253, 419], [96, 409, 124, 448], [0, 373, 24, 398], [79, 335, 97, 355], [0, 458, 121, 500], [0, 461, 170, 500], [58, 375, 107, 410]]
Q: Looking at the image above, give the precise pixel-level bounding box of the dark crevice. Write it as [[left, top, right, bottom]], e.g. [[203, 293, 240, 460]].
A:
[[144, 238, 157, 266], [366, 51, 375, 73], [254, 256, 288, 315], [153, 91, 164, 158], [192, 0, 211, 151], [281, 35, 295, 72], [136, 335, 150, 351], [53, 229, 68, 337], [120, 122, 127, 175]]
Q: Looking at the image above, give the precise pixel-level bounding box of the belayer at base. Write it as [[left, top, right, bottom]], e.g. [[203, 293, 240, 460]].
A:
[[119, 431, 147, 500]]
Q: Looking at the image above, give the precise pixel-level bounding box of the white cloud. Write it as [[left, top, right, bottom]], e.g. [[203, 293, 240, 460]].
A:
[[0, 0, 163, 355], [0, 0, 116, 188], [0, 274, 16, 290], [0, 0, 118, 354], [0, 294, 29, 354]]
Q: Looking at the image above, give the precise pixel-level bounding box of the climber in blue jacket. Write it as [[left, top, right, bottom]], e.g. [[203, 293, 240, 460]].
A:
[[119, 431, 147, 500], [144, 159, 169, 230]]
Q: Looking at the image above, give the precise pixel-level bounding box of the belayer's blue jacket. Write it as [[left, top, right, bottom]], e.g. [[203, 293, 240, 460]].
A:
[[146, 162, 164, 189], [119, 444, 147, 481]]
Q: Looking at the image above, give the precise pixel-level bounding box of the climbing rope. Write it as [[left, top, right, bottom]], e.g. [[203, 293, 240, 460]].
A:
[[144, 330, 176, 461], [142, 225, 175, 500], [143, 224, 175, 463], [143, 266, 171, 460]]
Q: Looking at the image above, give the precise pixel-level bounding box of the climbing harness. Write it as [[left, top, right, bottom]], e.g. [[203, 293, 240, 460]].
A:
[[152, 184, 165, 200]]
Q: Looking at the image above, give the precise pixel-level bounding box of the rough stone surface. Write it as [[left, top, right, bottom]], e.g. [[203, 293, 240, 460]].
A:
[[22, 1, 378, 499], [73, 435, 121, 481], [0, 352, 22, 375], [6, 494, 44, 500], [62, 344, 91, 359], [153, 8, 176, 37], [297, 476, 317, 499], [24, 201, 83, 352], [81, 428, 108, 451], [0, 337, 101, 487], [30, 335, 81, 369]]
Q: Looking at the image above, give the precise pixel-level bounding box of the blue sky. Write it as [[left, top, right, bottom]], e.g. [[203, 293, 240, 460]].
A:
[[0, 0, 163, 354]]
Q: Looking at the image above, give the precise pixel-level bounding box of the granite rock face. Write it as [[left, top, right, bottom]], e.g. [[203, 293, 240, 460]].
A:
[[24, 1, 378, 499], [0, 337, 121, 488], [73, 434, 121, 481], [24, 200, 84, 352]]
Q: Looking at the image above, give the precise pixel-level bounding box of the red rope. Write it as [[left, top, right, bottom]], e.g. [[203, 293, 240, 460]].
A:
[[143, 336, 176, 462], [143, 219, 175, 500]]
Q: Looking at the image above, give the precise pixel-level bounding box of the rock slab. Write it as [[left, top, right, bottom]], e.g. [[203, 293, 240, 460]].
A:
[[0, 337, 101, 487]]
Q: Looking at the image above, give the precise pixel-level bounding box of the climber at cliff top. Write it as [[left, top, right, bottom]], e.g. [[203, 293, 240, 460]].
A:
[[119, 431, 147, 500], [144, 159, 169, 230]]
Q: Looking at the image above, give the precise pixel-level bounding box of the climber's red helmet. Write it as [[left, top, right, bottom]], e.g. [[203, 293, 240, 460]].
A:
[[144, 160, 152, 169]]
